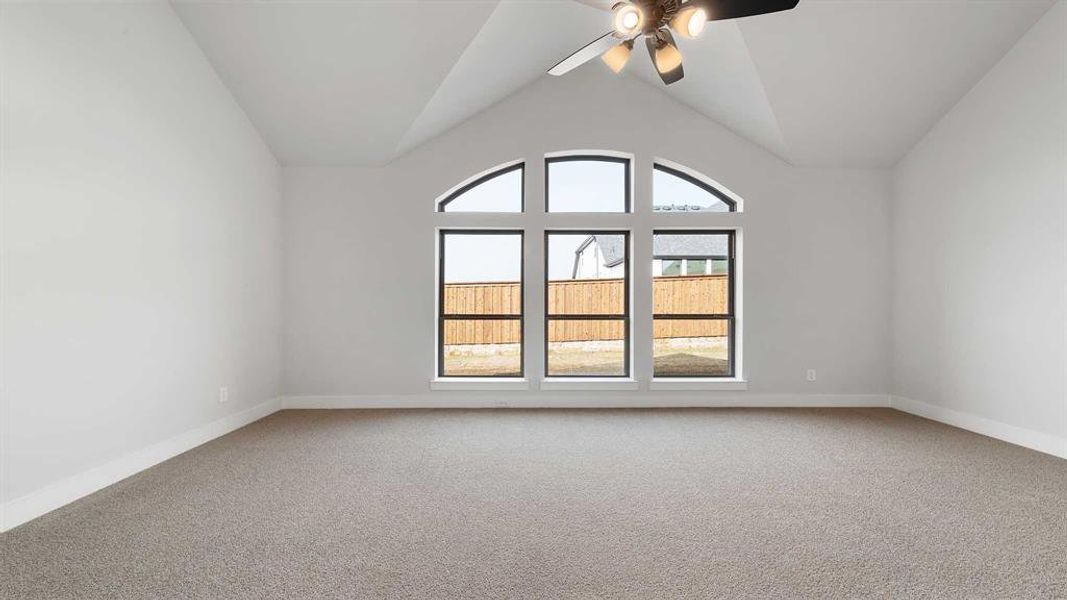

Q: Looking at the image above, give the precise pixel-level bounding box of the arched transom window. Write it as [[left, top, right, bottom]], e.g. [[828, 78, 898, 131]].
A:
[[436, 161, 523, 213]]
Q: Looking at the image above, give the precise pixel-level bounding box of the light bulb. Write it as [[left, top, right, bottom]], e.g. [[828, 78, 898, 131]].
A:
[[671, 5, 707, 39], [654, 41, 683, 74], [601, 41, 633, 73], [612, 2, 643, 36]]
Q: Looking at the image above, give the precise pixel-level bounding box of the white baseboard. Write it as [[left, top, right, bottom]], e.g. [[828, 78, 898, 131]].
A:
[[0, 398, 281, 533], [891, 395, 1067, 460], [281, 393, 891, 410]]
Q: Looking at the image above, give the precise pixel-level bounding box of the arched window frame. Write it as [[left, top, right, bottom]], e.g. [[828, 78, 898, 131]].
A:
[[653, 159, 744, 213], [544, 152, 632, 213], [435, 160, 524, 213]]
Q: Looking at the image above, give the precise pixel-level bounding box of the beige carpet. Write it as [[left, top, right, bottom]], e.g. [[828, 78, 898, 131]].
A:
[[2, 408, 1065, 599]]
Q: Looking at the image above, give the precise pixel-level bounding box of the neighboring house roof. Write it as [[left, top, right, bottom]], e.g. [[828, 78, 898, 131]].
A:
[[575, 233, 729, 274], [571, 235, 626, 279], [590, 235, 627, 268], [653, 234, 729, 259], [653, 204, 716, 212]]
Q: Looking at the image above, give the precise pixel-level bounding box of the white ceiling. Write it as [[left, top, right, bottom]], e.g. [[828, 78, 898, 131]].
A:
[[173, 0, 1054, 167]]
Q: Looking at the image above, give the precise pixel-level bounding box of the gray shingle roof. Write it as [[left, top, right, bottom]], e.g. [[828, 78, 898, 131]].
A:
[[652, 234, 729, 258], [583, 233, 728, 269], [590, 234, 626, 267]]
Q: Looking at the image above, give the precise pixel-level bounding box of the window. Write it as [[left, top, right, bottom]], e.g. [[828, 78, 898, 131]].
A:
[[434, 155, 742, 388], [545, 231, 629, 377], [653, 231, 734, 378], [437, 162, 523, 212], [653, 163, 735, 213], [545, 156, 630, 213], [438, 230, 523, 377]]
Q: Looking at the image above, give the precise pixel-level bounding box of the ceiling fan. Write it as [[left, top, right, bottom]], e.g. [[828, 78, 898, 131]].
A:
[[549, 0, 799, 85]]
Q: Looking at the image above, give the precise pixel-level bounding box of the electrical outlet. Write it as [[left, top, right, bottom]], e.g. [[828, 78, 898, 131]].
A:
[[218, 386, 229, 403], [806, 369, 817, 382]]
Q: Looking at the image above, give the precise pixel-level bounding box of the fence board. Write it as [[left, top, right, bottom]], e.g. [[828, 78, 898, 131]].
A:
[[444, 275, 729, 345]]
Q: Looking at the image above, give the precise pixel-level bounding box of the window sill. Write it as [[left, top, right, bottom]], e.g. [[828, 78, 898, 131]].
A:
[[539, 378, 640, 391], [430, 378, 529, 391], [649, 378, 747, 391]]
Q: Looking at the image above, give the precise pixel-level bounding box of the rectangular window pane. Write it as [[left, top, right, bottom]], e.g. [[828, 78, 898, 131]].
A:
[[439, 230, 523, 378], [653, 230, 735, 379], [443, 233, 522, 315], [546, 158, 629, 213], [547, 319, 626, 376], [653, 319, 731, 377], [545, 230, 629, 377], [653, 232, 730, 315], [442, 319, 521, 377], [546, 232, 626, 315]]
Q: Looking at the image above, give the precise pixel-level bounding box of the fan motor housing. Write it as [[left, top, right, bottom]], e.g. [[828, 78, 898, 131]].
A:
[[641, 0, 681, 35]]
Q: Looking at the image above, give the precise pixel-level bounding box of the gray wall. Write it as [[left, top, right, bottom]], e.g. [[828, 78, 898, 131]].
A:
[[892, 2, 1066, 439], [283, 69, 892, 398], [0, 3, 282, 503]]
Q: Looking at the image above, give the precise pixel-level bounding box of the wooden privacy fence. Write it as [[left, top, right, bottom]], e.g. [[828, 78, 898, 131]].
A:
[[443, 275, 729, 345]]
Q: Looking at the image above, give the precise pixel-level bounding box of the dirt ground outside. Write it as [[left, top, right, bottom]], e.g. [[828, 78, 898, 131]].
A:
[[442, 337, 729, 377]]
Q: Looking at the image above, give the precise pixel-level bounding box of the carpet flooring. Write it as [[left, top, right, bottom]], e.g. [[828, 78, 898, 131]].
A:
[[2, 408, 1065, 599]]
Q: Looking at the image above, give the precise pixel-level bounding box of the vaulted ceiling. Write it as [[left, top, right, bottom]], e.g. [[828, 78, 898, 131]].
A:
[[173, 0, 1054, 167]]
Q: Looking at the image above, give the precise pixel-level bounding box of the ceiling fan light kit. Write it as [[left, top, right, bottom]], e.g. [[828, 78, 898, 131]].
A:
[[612, 2, 644, 36], [652, 37, 682, 74], [550, 0, 800, 85], [647, 29, 684, 84], [601, 39, 635, 73], [671, 5, 708, 38]]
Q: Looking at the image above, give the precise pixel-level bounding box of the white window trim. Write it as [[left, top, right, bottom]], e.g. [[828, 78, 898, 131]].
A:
[[649, 378, 747, 391], [540, 378, 639, 391], [431, 378, 529, 391]]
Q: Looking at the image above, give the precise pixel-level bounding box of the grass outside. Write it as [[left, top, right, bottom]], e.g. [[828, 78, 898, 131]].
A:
[[442, 337, 728, 377]]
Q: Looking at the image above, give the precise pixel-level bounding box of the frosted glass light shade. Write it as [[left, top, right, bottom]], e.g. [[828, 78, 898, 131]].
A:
[[671, 5, 707, 39], [654, 42, 683, 74], [601, 42, 633, 73], [612, 3, 643, 36]]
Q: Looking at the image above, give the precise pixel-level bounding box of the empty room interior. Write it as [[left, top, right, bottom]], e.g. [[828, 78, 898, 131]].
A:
[[1, 0, 1065, 597]]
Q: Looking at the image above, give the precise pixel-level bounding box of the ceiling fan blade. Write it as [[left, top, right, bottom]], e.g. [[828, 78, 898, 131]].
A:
[[696, 0, 799, 22], [548, 32, 618, 76], [646, 32, 684, 85]]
